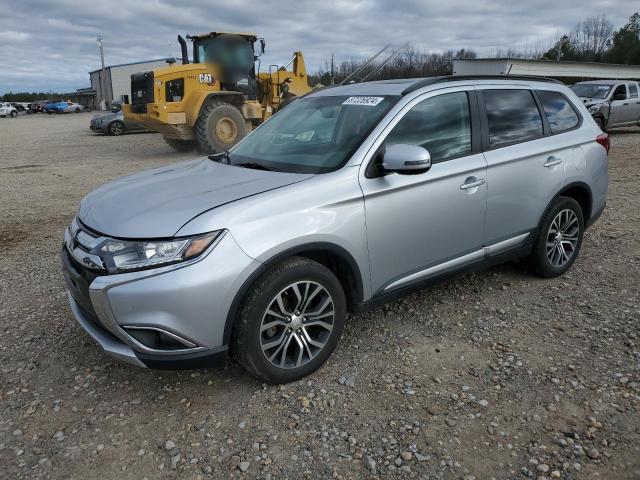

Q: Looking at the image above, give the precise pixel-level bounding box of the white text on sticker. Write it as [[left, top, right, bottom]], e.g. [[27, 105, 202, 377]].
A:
[[342, 96, 384, 106]]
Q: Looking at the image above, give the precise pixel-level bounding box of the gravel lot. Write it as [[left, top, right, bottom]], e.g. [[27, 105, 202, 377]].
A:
[[1, 112, 639, 480]]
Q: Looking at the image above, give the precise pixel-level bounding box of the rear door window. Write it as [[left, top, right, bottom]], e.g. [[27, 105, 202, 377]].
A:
[[482, 89, 543, 148], [629, 83, 638, 98], [536, 90, 580, 133]]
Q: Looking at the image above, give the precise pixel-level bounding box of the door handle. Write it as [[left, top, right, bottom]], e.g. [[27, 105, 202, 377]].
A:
[[460, 179, 486, 190], [544, 156, 562, 168]]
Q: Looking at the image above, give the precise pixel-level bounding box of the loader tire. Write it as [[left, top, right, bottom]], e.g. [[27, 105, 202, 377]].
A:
[[164, 137, 196, 152], [195, 101, 246, 154]]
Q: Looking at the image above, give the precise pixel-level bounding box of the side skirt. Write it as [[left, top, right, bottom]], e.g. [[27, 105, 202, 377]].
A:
[[353, 244, 532, 314]]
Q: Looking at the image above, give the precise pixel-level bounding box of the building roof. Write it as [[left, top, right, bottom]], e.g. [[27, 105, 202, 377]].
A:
[[453, 58, 640, 80], [89, 57, 177, 74], [457, 57, 637, 67]]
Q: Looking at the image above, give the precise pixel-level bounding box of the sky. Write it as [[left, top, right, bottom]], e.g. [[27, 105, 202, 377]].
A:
[[0, 0, 633, 94]]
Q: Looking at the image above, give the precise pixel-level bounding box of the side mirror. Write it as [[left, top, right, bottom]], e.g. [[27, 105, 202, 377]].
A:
[[260, 39, 266, 55], [611, 91, 626, 101], [381, 144, 431, 175]]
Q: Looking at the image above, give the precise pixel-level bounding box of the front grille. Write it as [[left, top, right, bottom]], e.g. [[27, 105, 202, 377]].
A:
[[130, 71, 154, 113], [61, 247, 100, 318]]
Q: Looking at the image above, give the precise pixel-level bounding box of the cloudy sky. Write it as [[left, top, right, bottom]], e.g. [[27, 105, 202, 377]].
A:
[[0, 0, 632, 94]]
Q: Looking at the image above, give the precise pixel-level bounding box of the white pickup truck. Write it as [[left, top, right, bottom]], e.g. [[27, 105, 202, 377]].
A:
[[571, 80, 640, 131]]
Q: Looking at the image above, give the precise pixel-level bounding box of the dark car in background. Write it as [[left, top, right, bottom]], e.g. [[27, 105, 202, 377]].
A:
[[90, 102, 148, 136], [11, 103, 30, 113]]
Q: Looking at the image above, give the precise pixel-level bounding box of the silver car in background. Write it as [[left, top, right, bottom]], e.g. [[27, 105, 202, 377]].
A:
[[571, 79, 640, 131], [90, 103, 148, 136], [62, 76, 609, 383]]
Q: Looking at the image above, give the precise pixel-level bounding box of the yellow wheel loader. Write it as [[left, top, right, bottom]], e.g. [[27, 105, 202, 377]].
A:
[[122, 32, 311, 153]]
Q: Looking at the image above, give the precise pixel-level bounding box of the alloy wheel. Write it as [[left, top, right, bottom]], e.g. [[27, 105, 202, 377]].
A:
[[110, 122, 123, 135], [546, 209, 580, 268], [259, 281, 335, 369]]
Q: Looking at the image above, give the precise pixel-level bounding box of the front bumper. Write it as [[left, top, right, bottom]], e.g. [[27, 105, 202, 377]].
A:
[[123, 105, 194, 140], [61, 229, 260, 369], [90, 123, 106, 132]]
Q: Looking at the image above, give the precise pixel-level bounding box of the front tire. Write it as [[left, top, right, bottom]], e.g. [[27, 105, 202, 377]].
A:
[[108, 120, 124, 136], [233, 257, 347, 384], [527, 196, 584, 278], [163, 137, 196, 152], [195, 101, 246, 154]]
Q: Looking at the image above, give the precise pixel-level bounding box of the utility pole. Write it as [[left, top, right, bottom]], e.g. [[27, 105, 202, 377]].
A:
[[556, 35, 565, 62], [97, 35, 107, 110], [330, 52, 334, 85]]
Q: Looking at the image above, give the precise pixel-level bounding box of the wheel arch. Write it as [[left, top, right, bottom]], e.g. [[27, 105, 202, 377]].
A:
[[223, 242, 364, 345], [197, 92, 246, 120], [537, 182, 593, 234]]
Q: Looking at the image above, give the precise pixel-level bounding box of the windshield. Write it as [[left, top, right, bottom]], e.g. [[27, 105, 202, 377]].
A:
[[229, 95, 398, 174], [571, 84, 612, 99], [195, 35, 254, 82]]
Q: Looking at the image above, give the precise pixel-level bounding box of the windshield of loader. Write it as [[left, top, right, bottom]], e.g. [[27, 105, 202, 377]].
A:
[[229, 95, 399, 174], [196, 35, 254, 82]]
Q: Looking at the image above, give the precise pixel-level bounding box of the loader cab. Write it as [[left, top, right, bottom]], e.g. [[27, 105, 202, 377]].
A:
[[191, 32, 258, 97]]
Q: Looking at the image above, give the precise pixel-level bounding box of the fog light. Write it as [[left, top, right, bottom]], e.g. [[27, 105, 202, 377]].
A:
[[123, 326, 197, 351]]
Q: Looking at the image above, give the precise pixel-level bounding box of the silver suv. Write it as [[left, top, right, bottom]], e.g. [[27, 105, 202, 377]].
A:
[[62, 76, 609, 383]]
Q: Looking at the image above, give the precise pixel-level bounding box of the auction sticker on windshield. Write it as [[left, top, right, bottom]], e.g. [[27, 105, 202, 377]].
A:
[[342, 96, 385, 106]]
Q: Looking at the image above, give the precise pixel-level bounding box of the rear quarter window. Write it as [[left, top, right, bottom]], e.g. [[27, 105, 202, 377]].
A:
[[536, 90, 580, 134]]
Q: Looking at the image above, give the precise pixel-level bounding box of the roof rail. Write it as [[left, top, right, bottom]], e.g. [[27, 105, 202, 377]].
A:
[[402, 75, 562, 95]]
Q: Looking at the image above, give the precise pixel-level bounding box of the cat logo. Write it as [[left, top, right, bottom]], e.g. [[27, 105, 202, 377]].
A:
[[199, 73, 213, 84]]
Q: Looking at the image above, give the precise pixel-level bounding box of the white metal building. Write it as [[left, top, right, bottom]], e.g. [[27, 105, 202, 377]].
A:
[[452, 58, 640, 80], [89, 58, 180, 109]]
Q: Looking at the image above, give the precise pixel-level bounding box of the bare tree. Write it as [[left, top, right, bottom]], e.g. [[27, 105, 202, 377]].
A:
[[573, 14, 614, 60]]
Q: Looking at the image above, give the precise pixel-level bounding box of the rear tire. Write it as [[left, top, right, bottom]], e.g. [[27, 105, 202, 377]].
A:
[[164, 137, 196, 152], [10, 111, 17, 117], [108, 120, 124, 136], [233, 257, 347, 384], [526, 196, 584, 278], [195, 100, 246, 154]]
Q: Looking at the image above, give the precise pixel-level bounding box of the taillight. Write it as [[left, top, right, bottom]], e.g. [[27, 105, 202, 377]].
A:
[[596, 133, 610, 154]]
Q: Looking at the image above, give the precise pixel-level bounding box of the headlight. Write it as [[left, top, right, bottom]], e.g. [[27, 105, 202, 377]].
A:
[[98, 231, 221, 272]]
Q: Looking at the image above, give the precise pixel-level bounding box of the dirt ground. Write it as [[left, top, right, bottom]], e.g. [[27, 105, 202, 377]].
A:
[[0, 112, 638, 480]]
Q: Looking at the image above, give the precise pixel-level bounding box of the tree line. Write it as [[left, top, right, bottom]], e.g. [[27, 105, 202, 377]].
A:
[[0, 91, 66, 102], [310, 12, 640, 85]]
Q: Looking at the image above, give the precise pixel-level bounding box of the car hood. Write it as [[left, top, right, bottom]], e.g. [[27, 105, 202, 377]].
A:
[[78, 158, 313, 238]]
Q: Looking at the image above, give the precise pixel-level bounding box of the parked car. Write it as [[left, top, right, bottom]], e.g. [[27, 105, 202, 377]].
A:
[[90, 103, 147, 135], [10, 103, 29, 113], [62, 76, 609, 383], [571, 80, 640, 131], [44, 100, 83, 114], [30, 102, 45, 113], [0, 102, 18, 117]]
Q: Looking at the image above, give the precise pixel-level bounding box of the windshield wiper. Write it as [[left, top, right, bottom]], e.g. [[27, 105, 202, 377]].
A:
[[208, 151, 231, 164], [233, 161, 278, 172]]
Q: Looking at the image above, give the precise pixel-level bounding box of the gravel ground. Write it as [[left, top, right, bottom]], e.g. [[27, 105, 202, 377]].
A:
[[0, 112, 639, 480]]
